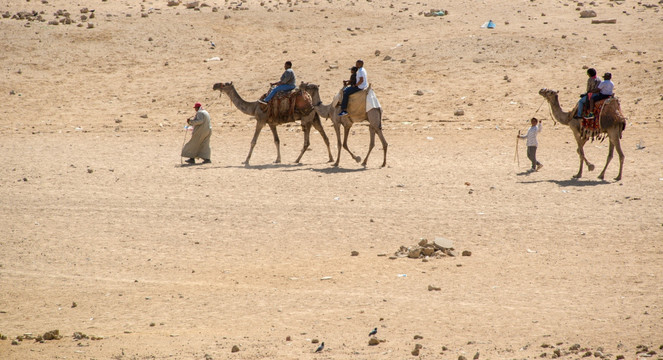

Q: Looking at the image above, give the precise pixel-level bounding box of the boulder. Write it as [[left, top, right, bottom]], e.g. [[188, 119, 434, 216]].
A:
[[579, 9, 597, 18], [433, 237, 454, 250], [408, 247, 422, 258]]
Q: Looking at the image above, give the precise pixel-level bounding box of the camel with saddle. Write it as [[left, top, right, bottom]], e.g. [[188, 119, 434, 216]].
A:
[[212, 82, 333, 166], [539, 88, 627, 181], [308, 84, 388, 167]]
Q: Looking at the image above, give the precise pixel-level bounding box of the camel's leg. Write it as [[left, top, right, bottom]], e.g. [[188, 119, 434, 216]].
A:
[[332, 117, 342, 167], [244, 121, 266, 165], [362, 126, 376, 167], [573, 134, 592, 178], [311, 115, 334, 163], [367, 109, 388, 167], [613, 132, 625, 181], [598, 141, 614, 180], [268, 123, 282, 164], [342, 122, 361, 163], [295, 122, 312, 164]]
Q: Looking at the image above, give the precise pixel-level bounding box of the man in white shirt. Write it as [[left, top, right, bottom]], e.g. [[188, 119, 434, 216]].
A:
[[339, 59, 368, 116]]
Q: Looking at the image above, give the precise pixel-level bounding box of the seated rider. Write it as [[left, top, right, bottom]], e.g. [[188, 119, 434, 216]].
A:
[[586, 72, 614, 118], [259, 61, 296, 104], [339, 59, 367, 116], [343, 66, 358, 89], [575, 68, 601, 119]]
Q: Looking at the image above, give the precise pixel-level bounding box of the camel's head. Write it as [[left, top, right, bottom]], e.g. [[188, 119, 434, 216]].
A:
[[538, 88, 558, 100], [212, 82, 234, 92], [300, 82, 321, 105]]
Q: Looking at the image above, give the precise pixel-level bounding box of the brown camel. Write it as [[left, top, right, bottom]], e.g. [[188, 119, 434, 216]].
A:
[[538, 88, 626, 181], [305, 83, 388, 167], [212, 82, 334, 165]]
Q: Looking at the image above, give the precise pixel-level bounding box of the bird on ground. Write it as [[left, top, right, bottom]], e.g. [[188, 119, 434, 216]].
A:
[[210, 41, 216, 48], [368, 327, 377, 336], [314, 342, 324, 353]]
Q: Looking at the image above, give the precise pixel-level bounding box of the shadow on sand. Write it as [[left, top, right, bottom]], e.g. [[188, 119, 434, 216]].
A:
[[519, 177, 612, 187]]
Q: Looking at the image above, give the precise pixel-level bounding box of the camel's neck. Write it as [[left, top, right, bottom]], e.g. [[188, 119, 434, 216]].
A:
[[224, 87, 259, 115], [546, 95, 572, 126], [314, 102, 334, 118]]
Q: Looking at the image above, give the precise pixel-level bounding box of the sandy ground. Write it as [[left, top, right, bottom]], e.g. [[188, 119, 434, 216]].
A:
[[1, 0, 662, 359]]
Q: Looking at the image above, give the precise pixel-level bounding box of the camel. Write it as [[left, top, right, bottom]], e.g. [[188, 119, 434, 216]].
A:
[[304, 83, 388, 167], [211, 82, 334, 165], [538, 88, 626, 181]]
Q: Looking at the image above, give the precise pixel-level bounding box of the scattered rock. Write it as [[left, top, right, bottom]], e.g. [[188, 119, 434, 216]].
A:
[[412, 343, 423, 356], [140, 114, 148, 118], [591, 19, 616, 24], [408, 248, 421, 258], [312, 339, 319, 344], [579, 9, 597, 18], [11, 340, 19, 345], [415, 90, 424, 96], [42, 330, 62, 341], [454, 109, 465, 116], [458, 355, 467, 360], [87, 23, 94, 28], [414, 335, 424, 339], [368, 337, 380, 346], [167, 0, 180, 6], [383, 55, 392, 61], [428, 285, 441, 291], [351, 251, 359, 256], [374, 50, 381, 56], [87, 168, 94, 174], [186, 1, 199, 9], [286, 335, 291, 341], [462, 250, 472, 256], [71, 302, 77, 308], [73, 332, 89, 340], [433, 237, 454, 250], [231, 345, 240, 352]]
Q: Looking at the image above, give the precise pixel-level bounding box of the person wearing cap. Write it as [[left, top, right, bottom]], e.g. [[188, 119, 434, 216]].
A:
[[181, 102, 212, 164], [586, 72, 614, 119], [339, 60, 368, 116], [258, 61, 296, 104], [343, 66, 358, 89]]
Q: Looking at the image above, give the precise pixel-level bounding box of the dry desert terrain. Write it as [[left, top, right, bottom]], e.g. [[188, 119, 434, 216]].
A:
[[1, 0, 662, 359]]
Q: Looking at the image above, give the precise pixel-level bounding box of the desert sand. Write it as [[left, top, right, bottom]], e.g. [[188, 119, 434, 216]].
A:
[[1, 0, 662, 359]]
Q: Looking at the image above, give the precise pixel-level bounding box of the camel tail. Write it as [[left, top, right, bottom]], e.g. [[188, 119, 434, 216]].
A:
[[613, 98, 627, 139]]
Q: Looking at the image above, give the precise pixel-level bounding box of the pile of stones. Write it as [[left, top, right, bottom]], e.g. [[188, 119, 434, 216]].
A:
[[391, 237, 471, 260]]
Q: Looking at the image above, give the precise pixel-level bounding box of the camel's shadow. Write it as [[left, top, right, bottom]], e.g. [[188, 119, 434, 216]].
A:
[[519, 178, 611, 187], [306, 166, 372, 174]]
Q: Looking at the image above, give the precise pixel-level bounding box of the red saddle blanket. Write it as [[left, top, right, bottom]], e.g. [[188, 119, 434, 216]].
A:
[[580, 98, 611, 141]]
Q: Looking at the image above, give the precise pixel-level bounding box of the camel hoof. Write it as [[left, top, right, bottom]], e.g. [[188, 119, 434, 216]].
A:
[[354, 156, 362, 163], [332, 163, 339, 167], [588, 164, 595, 171], [598, 174, 605, 180], [572, 174, 581, 179], [614, 176, 621, 181]]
